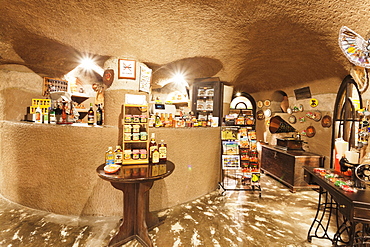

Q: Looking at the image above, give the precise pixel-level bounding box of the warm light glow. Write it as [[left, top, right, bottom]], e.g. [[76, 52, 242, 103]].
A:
[[172, 73, 185, 84], [236, 92, 241, 97], [79, 57, 96, 70], [77, 55, 104, 76]]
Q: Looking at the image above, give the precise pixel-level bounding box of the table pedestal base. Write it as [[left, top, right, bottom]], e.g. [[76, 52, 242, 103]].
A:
[[109, 181, 158, 247]]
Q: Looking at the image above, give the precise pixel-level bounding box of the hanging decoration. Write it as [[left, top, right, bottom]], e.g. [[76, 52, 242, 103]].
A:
[[338, 26, 370, 68]]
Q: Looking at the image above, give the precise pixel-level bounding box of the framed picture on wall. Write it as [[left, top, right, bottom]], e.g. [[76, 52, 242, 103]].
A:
[[118, 59, 136, 80]]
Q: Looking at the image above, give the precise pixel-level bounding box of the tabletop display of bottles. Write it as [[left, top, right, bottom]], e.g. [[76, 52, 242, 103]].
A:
[[149, 111, 218, 128], [103, 136, 168, 177]]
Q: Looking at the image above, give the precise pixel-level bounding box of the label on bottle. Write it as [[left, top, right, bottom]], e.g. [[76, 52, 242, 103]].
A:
[[152, 150, 160, 163], [149, 145, 157, 158], [88, 114, 94, 124], [159, 146, 167, 159], [115, 152, 123, 164]]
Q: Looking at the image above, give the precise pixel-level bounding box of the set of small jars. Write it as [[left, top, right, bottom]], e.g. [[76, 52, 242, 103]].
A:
[[124, 124, 148, 141], [124, 149, 147, 160], [124, 115, 147, 123]]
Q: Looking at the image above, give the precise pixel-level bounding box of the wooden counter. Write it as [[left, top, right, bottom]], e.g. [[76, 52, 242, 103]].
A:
[[260, 145, 323, 192], [0, 120, 220, 216]]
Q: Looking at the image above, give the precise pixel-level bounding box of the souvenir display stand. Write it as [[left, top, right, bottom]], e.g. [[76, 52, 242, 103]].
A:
[[219, 104, 261, 196]]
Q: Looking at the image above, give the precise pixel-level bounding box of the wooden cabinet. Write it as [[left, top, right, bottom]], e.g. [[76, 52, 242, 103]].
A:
[[261, 145, 322, 192]]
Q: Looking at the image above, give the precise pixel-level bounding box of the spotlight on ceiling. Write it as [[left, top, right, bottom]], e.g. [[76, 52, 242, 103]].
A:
[[79, 57, 96, 70], [78, 56, 104, 76]]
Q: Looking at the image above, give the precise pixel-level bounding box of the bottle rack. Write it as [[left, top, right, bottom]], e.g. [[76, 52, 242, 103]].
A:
[[219, 125, 261, 196], [122, 104, 149, 164]]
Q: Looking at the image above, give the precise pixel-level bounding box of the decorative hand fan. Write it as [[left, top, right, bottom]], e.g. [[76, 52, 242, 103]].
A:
[[339, 26, 370, 68]]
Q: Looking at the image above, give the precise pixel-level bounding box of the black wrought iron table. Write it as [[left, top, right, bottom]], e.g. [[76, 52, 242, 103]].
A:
[[304, 166, 370, 246]]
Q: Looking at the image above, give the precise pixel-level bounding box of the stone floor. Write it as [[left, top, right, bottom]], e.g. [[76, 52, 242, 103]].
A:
[[0, 174, 336, 247]]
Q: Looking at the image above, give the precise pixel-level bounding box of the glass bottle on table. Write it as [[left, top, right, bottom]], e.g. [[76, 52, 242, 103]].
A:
[[149, 133, 157, 161], [114, 145, 123, 165], [159, 140, 167, 163], [88, 103, 94, 125], [96, 104, 103, 125]]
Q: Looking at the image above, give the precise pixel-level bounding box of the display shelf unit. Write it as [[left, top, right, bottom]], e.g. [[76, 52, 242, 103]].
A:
[[122, 104, 149, 164], [191, 77, 223, 125], [219, 124, 261, 196]]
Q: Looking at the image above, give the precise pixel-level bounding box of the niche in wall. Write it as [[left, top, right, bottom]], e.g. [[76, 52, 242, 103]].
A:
[[271, 90, 289, 113]]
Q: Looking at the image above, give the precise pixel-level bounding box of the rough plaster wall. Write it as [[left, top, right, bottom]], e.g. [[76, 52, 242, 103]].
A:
[[0, 65, 43, 121], [149, 128, 221, 210]]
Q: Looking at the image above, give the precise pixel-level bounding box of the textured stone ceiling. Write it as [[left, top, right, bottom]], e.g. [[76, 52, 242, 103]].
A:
[[1, 0, 370, 93]]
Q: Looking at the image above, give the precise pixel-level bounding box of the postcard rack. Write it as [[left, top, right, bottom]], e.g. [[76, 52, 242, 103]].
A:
[[219, 125, 262, 197]]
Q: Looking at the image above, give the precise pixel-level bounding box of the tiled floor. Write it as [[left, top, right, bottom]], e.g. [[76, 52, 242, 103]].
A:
[[0, 174, 334, 247]]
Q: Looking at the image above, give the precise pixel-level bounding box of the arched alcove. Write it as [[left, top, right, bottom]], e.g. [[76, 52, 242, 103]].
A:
[[271, 90, 289, 113]]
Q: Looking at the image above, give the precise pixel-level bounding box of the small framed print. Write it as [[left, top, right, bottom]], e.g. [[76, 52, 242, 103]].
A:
[[118, 59, 136, 80]]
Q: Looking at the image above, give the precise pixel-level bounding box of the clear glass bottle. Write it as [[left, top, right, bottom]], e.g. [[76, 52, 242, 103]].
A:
[[105, 147, 115, 165]]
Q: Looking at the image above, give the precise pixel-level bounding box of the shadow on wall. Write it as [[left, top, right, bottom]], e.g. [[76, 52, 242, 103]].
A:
[[233, 18, 347, 93], [148, 57, 223, 88]]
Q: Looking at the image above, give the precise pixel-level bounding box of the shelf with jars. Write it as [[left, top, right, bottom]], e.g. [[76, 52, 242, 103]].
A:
[[122, 104, 149, 164]]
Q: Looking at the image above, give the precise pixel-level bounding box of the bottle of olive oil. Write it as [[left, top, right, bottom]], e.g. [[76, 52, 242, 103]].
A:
[[105, 147, 115, 165]]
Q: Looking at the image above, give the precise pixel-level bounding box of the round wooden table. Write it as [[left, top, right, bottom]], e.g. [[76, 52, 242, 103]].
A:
[[96, 161, 175, 247]]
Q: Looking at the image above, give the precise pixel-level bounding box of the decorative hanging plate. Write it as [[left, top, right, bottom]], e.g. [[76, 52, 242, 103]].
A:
[[103, 68, 114, 87], [338, 26, 370, 68], [264, 99, 271, 107], [287, 107, 292, 115], [306, 126, 316, 138], [257, 100, 264, 108], [299, 104, 304, 112], [321, 115, 332, 128], [310, 98, 319, 107], [264, 108, 272, 117], [288, 115, 297, 124], [313, 110, 322, 122], [256, 110, 265, 120]]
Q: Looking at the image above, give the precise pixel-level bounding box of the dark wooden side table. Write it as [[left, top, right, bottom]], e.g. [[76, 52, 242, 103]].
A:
[[97, 161, 175, 247]]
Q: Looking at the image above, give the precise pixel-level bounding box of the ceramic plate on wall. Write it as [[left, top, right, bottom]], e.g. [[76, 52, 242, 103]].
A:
[[257, 110, 265, 120], [287, 107, 292, 114], [264, 100, 271, 107], [257, 100, 263, 108], [264, 108, 272, 117], [288, 115, 296, 124], [306, 126, 316, 138], [299, 104, 304, 112], [321, 115, 332, 127]]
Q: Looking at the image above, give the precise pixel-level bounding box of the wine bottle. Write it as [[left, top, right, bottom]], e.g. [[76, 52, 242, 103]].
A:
[[149, 133, 157, 161], [96, 104, 103, 125], [88, 103, 94, 125], [159, 140, 167, 163], [114, 145, 123, 165]]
